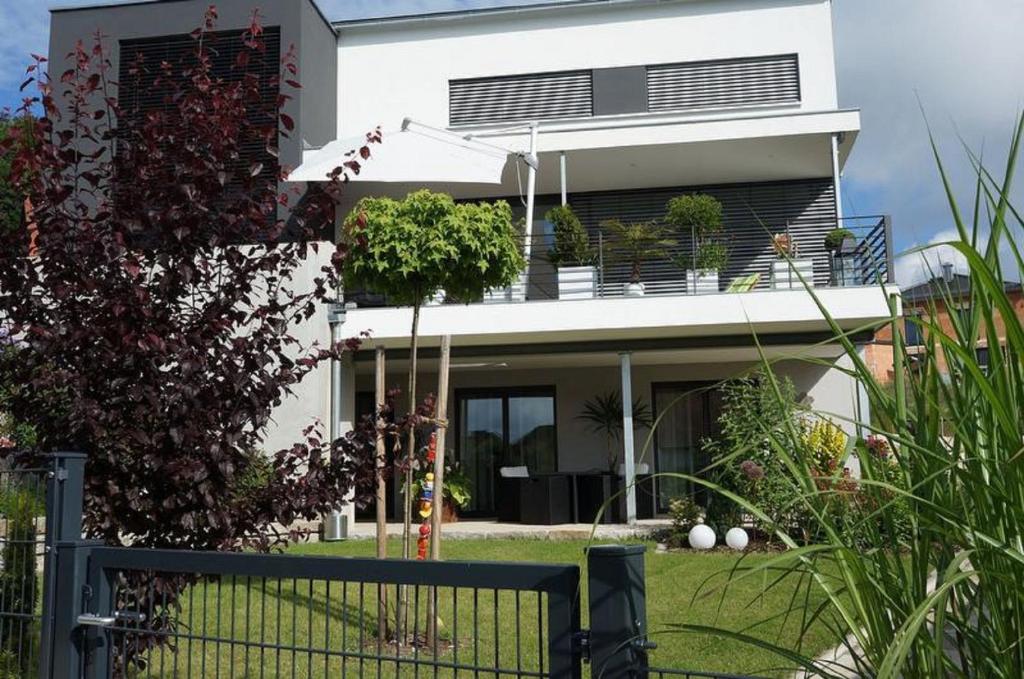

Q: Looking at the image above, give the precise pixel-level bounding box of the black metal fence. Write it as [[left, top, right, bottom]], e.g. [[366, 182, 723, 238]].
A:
[[24, 452, 760, 679], [82, 548, 579, 678], [0, 454, 64, 679]]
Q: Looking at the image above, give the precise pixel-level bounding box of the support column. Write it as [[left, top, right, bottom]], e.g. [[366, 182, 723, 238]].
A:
[[328, 304, 357, 538], [338, 353, 357, 530], [831, 132, 844, 222], [855, 344, 871, 437], [559, 151, 568, 206], [619, 352, 637, 525]]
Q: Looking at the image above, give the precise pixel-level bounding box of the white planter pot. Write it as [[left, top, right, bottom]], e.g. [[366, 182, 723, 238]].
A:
[[771, 259, 815, 289], [557, 265, 597, 300], [426, 289, 445, 306], [624, 281, 645, 297], [482, 273, 528, 304], [686, 271, 720, 294]]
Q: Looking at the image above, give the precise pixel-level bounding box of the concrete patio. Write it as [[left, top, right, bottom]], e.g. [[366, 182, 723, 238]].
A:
[[348, 519, 670, 541]]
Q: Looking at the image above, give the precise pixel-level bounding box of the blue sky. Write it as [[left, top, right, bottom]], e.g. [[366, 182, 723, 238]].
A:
[[2, 0, 1022, 284]]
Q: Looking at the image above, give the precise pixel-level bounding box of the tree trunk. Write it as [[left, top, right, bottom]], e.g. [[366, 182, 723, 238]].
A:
[[374, 345, 389, 642]]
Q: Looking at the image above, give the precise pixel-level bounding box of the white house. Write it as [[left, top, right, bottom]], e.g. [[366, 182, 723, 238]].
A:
[[49, 0, 895, 527]]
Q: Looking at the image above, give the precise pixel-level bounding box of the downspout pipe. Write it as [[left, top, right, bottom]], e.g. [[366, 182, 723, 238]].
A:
[[324, 300, 348, 541]]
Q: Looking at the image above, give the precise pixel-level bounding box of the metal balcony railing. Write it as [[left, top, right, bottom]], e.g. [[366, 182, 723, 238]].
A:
[[344, 215, 892, 308]]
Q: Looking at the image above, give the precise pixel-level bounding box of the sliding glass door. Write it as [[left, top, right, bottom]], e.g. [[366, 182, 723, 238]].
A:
[[652, 383, 722, 511], [457, 388, 557, 515]]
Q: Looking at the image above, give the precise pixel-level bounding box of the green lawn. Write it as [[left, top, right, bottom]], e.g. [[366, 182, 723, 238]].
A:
[[126, 540, 837, 678]]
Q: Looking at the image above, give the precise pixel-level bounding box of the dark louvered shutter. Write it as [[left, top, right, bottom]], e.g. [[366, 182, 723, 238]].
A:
[[647, 54, 800, 113], [118, 27, 282, 189], [449, 70, 593, 126], [571, 178, 836, 292]]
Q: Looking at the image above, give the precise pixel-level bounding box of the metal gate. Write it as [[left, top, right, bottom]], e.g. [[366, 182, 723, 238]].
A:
[[10, 452, 760, 679]]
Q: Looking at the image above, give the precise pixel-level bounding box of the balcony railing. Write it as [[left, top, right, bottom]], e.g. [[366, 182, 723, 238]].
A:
[[344, 215, 892, 308]]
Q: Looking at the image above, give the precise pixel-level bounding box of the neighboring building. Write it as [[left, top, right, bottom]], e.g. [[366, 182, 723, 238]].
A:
[[49, 0, 896, 525], [868, 263, 1023, 382]]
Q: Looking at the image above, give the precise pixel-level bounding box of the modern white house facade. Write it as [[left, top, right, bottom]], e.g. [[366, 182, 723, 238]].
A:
[[49, 0, 896, 527]]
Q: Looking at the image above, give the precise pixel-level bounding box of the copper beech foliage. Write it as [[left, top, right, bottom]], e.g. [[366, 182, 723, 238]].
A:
[[0, 6, 384, 552]]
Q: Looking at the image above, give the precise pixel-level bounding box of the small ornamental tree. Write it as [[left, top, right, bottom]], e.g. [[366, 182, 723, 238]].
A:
[[0, 8, 383, 553], [0, 112, 26, 241], [342, 189, 524, 558]]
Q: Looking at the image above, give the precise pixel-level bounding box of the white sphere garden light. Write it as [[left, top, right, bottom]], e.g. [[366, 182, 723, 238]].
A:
[[725, 527, 749, 551], [688, 524, 716, 550]]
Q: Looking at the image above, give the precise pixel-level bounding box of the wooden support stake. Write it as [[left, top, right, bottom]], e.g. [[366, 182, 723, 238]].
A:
[[430, 334, 452, 559], [426, 334, 452, 646], [375, 345, 389, 641]]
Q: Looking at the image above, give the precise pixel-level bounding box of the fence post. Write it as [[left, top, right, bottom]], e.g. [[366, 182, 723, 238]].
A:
[[883, 215, 895, 285], [39, 452, 97, 679], [587, 544, 651, 679], [546, 566, 583, 679]]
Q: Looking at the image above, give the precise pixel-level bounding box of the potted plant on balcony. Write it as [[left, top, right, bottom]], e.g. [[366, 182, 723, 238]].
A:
[[666, 193, 727, 294], [600, 219, 676, 296], [483, 217, 529, 303], [770, 232, 815, 289], [547, 204, 598, 300]]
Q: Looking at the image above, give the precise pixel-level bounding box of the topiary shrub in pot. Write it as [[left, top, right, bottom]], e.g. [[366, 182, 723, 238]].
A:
[[666, 193, 727, 294], [546, 204, 598, 300], [824, 227, 858, 286]]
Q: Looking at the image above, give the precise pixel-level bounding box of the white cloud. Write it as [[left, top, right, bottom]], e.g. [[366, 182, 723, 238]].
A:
[[894, 229, 967, 287], [833, 0, 1024, 271]]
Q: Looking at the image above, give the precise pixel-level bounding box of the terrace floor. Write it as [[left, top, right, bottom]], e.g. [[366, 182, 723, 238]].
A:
[[348, 518, 670, 541]]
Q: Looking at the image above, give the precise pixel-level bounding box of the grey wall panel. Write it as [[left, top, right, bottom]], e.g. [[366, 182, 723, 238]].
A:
[[593, 66, 648, 116]]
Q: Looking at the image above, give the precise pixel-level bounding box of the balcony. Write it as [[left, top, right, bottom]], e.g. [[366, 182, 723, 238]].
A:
[[344, 215, 892, 309]]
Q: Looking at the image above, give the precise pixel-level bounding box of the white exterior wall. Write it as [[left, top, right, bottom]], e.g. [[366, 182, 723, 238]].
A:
[[259, 246, 335, 457], [336, 0, 839, 138]]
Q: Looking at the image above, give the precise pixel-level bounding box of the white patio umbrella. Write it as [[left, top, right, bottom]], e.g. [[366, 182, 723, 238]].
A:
[[289, 118, 542, 263]]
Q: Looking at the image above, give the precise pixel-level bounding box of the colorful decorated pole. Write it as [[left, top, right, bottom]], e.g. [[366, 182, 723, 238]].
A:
[[416, 433, 438, 560]]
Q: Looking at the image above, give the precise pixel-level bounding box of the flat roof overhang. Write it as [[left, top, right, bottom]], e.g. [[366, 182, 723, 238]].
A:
[[332, 109, 860, 206], [354, 341, 856, 374], [341, 286, 897, 357]]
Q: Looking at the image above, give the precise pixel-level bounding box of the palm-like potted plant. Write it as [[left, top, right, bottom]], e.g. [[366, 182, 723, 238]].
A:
[[547, 204, 597, 299], [770, 232, 815, 289], [577, 391, 655, 472], [666, 193, 727, 294], [600, 219, 677, 296]]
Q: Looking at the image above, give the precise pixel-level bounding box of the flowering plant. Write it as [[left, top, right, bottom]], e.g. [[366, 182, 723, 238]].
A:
[[772, 233, 798, 258]]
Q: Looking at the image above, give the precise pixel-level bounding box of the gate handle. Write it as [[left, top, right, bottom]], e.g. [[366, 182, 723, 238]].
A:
[[77, 611, 147, 628], [76, 614, 117, 628]]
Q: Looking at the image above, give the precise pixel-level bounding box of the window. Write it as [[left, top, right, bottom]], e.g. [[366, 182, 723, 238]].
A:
[[647, 54, 801, 113], [904, 314, 924, 347], [456, 387, 557, 514], [449, 70, 593, 126], [955, 304, 972, 329], [976, 346, 990, 373], [117, 28, 283, 230]]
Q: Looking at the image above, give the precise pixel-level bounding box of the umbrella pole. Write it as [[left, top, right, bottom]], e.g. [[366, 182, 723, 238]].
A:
[[523, 123, 539, 278]]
